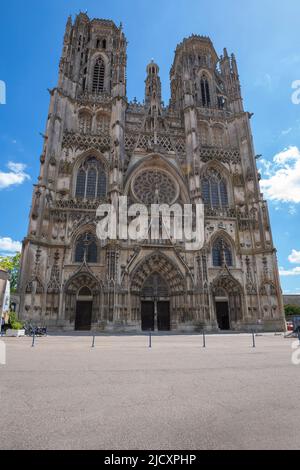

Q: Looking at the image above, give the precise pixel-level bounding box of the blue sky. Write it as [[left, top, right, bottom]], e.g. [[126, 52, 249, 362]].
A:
[[0, 0, 300, 293]]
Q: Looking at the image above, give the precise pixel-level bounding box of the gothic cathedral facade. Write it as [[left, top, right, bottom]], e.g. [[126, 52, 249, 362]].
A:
[[18, 13, 285, 332]]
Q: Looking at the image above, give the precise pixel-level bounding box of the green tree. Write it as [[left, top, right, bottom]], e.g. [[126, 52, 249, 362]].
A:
[[0, 252, 21, 293], [284, 304, 300, 317]]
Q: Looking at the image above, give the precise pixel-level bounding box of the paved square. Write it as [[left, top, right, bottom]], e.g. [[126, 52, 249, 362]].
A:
[[0, 333, 299, 450]]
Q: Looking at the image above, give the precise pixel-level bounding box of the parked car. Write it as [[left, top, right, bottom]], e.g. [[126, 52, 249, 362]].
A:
[[286, 320, 294, 331]]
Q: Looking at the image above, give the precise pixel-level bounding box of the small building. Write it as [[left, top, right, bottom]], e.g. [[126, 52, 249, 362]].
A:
[[0, 269, 10, 321], [283, 295, 300, 308]]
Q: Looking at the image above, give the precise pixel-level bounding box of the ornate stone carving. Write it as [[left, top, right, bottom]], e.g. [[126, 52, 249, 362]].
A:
[[199, 147, 240, 164], [62, 131, 111, 152], [132, 169, 178, 204]]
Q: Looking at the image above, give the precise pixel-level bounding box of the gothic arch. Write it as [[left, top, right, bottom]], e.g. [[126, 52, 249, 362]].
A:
[[198, 120, 211, 146], [77, 109, 93, 134], [88, 52, 110, 93], [65, 271, 101, 295], [71, 149, 108, 199], [197, 71, 212, 107], [211, 271, 243, 296], [196, 68, 214, 81], [95, 111, 110, 134], [124, 153, 190, 204], [25, 276, 44, 294], [260, 281, 278, 319], [260, 281, 277, 297], [199, 161, 234, 207], [64, 270, 102, 328], [130, 252, 186, 294], [72, 231, 99, 264], [211, 271, 244, 324], [200, 159, 231, 180], [209, 230, 236, 267], [211, 123, 228, 148]]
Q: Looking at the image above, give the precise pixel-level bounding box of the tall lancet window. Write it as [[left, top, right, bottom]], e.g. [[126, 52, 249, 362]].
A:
[[201, 75, 211, 107], [78, 112, 92, 134], [75, 157, 107, 199], [212, 238, 233, 267], [92, 57, 105, 93], [202, 169, 229, 208], [75, 233, 98, 263]]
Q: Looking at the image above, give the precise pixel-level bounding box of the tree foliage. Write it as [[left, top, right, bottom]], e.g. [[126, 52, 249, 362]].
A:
[[0, 252, 21, 293], [284, 304, 300, 317]]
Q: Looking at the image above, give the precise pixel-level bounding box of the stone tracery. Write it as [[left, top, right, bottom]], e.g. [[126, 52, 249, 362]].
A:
[[132, 169, 178, 205]]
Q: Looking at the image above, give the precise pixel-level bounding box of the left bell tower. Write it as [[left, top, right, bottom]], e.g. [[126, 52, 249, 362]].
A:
[[18, 13, 128, 326], [59, 13, 127, 99]]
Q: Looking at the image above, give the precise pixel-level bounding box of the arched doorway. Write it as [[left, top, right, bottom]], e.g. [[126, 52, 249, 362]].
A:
[[214, 287, 230, 330], [75, 286, 93, 331], [64, 272, 101, 331], [211, 273, 243, 331], [130, 252, 186, 332], [141, 273, 170, 331]]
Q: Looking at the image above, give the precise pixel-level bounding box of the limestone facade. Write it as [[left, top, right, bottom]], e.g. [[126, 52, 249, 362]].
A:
[[18, 13, 285, 332]]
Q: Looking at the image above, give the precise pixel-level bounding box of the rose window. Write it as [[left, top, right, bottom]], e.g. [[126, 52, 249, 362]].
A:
[[132, 170, 178, 205]]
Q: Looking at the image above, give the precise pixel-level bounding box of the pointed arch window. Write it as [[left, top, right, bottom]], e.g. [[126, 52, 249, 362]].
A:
[[212, 238, 233, 267], [78, 112, 92, 134], [75, 157, 107, 199], [96, 114, 110, 134], [202, 169, 228, 208], [75, 233, 98, 264], [92, 57, 105, 93], [213, 126, 225, 147], [201, 75, 211, 107]]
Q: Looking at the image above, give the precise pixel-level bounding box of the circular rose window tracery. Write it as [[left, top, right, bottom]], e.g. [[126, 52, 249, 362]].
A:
[[132, 170, 179, 205]]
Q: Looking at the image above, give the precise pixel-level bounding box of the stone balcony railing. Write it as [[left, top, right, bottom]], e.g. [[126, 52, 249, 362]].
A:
[[52, 197, 107, 211], [76, 91, 112, 105], [204, 207, 237, 218]]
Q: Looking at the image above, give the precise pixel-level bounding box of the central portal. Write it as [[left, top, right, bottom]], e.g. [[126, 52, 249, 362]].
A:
[[141, 273, 171, 331], [141, 301, 170, 331]]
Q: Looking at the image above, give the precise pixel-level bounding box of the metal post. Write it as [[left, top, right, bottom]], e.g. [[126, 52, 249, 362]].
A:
[[149, 330, 152, 349], [32, 331, 35, 348], [92, 334, 96, 348], [203, 330, 206, 348], [252, 330, 256, 348]]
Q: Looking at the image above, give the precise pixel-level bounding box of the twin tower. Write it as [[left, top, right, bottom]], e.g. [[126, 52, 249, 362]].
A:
[[17, 13, 285, 333]]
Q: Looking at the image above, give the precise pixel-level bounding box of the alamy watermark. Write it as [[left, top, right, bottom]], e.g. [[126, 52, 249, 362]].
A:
[[96, 197, 205, 251], [291, 80, 300, 105], [0, 340, 6, 365], [291, 339, 300, 365], [0, 80, 6, 105]]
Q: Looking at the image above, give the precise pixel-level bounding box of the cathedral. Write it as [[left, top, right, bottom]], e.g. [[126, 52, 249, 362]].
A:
[[18, 13, 285, 332]]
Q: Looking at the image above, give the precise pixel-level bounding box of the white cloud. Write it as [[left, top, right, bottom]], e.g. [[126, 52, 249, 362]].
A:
[[288, 249, 300, 264], [0, 237, 22, 254], [0, 162, 30, 190], [279, 266, 300, 277], [281, 128, 292, 136], [255, 73, 273, 91], [260, 146, 300, 203], [288, 205, 297, 215]]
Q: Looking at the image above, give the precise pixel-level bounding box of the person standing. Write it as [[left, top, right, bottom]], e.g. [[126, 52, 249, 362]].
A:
[[1, 316, 5, 336]]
